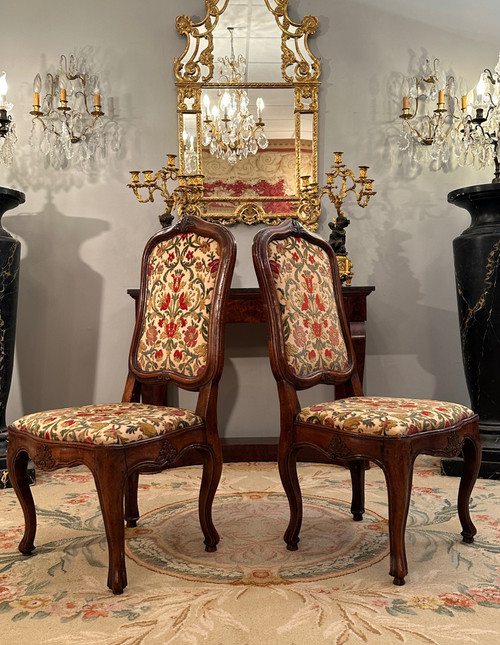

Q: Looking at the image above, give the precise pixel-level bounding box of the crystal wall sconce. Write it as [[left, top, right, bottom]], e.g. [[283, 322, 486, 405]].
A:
[[29, 54, 120, 170], [0, 72, 17, 166]]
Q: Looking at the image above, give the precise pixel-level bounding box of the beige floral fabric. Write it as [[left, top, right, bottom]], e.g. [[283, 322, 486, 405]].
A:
[[269, 237, 349, 376], [297, 396, 474, 437], [11, 403, 202, 445], [135, 233, 220, 377]]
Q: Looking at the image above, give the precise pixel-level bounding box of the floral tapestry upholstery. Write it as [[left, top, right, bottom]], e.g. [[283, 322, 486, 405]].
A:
[[135, 233, 220, 377], [297, 396, 474, 437], [10, 403, 203, 445], [268, 237, 349, 376]]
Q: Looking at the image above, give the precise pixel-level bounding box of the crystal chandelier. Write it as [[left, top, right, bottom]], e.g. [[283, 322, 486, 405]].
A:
[[0, 72, 17, 166], [202, 27, 268, 166], [29, 54, 120, 170], [398, 58, 461, 167]]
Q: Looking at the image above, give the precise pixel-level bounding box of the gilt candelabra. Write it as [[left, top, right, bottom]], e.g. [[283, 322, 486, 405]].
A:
[[300, 151, 375, 285], [128, 154, 205, 227]]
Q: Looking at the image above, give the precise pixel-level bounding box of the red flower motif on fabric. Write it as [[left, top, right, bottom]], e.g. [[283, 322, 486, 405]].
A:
[[146, 325, 157, 345], [184, 325, 198, 347], [312, 321, 323, 338], [160, 293, 171, 311], [325, 349, 332, 358], [208, 259, 220, 274], [174, 349, 183, 360], [179, 293, 188, 310], [316, 293, 326, 312], [301, 293, 309, 311], [270, 259, 281, 275], [308, 349, 316, 360], [155, 349, 163, 359], [302, 273, 315, 293], [165, 321, 177, 338], [172, 273, 185, 292]]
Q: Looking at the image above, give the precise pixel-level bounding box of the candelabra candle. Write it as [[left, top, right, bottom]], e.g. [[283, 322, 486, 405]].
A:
[[128, 155, 205, 227]]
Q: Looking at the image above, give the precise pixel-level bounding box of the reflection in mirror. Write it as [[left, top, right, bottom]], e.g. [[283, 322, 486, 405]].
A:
[[175, 0, 321, 227], [201, 87, 297, 219], [211, 2, 282, 83], [182, 113, 198, 175]]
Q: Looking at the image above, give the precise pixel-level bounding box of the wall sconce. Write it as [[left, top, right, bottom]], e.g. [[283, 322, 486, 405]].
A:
[[460, 57, 500, 182], [128, 154, 205, 227], [397, 54, 500, 182], [300, 152, 376, 285], [398, 58, 462, 167], [0, 72, 17, 166], [29, 54, 119, 170]]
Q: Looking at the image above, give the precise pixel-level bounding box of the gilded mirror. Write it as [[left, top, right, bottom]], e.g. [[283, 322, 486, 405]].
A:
[[174, 0, 321, 228]]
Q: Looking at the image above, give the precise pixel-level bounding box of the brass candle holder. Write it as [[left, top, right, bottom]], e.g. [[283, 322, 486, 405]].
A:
[[128, 154, 205, 227], [300, 151, 376, 285]]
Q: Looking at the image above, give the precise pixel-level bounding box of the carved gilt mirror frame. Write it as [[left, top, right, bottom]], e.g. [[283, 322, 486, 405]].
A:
[[174, 0, 321, 228]]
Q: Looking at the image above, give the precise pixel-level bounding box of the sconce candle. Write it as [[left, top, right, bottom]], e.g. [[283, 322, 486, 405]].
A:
[[0, 72, 8, 109]]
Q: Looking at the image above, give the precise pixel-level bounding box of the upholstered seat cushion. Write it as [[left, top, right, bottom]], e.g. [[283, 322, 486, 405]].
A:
[[10, 403, 203, 445], [297, 396, 474, 437]]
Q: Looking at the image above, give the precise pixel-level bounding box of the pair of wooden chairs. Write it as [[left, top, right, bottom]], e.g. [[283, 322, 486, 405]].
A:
[[7, 216, 480, 594]]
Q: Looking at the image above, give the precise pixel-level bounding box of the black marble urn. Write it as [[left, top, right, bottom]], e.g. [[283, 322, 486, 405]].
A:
[[443, 183, 500, 478], [0, 186, 25, 488]]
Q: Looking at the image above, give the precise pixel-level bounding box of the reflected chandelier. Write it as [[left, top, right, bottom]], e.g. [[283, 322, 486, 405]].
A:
[[202, 27, 268, 166], [29, 54, 120, 170], [0, 72, 17, 166]]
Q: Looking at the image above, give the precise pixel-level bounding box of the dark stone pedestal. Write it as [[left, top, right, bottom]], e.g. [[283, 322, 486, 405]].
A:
[[0, 187, 28, 489], [442, 183, 500, 478]]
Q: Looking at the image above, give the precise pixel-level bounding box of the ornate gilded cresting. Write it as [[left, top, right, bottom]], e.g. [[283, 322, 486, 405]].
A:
[[128, 154, 204, 227], [300, 152, 376, 284], [174, 0, 321, 227]]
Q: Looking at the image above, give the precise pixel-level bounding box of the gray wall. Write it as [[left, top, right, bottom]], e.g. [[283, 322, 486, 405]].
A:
[[0, 0, 497, 439]]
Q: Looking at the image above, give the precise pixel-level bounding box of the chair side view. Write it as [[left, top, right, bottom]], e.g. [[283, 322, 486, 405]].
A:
[[8, 215, 236, 594], [252, 219, 481, 585]]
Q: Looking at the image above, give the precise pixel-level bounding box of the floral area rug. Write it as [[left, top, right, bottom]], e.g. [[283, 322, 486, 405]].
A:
[[0, 457, 499, 644]]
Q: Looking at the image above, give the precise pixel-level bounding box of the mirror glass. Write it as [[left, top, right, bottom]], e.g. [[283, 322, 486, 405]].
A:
[[175, 0, 320, 227]]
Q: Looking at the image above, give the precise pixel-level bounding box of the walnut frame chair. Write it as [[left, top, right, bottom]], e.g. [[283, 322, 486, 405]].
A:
[[7, 215, 236, 594], [252, 219, 481, 585]]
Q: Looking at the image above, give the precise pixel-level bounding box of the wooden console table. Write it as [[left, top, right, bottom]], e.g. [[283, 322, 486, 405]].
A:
[[128, 286, 374, 462]]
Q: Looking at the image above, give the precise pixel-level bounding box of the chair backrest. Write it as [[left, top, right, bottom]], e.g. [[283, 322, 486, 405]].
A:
[[252, 220, 360, 394], [128, 215, 236, 392]]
